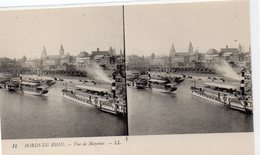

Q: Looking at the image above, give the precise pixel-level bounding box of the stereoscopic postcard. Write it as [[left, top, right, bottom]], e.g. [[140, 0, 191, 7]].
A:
[[0, 0, 255, 154]]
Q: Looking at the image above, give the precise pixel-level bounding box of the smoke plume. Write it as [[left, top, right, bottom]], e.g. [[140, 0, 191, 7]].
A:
[[214, 59, 241, 81], [84, 63, 112, 83]]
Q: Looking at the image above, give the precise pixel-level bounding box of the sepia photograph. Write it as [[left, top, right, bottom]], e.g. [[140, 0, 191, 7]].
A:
[[0, 0, 258, 155], [0, 5, 127, 139], [125, 1, 254, 135]]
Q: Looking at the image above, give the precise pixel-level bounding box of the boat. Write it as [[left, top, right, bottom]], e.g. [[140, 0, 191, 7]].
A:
[[81, 79, 96, 85], [190, 82, 253, 114], [4, 82, 18, 92], [54, 77, 64, 81], [45, 80, 56, 87], [134, 78, 147, 89], [61, 85, 126, 116], [19, 81, 49, 96], [0, 75, 10, 89], [155, 75, 185, 85], [148, 79, 177, 94], [174, 77, 185, 84], [1, 78, 20, 92], [21, 76, 56, 87]]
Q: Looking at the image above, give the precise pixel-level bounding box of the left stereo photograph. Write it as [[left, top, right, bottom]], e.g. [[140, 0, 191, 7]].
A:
[[0, 5, 128, 139]]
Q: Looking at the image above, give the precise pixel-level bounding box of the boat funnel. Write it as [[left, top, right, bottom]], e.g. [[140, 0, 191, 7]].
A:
[[112, 73, 116, 98], [240, 70, 245, 96]]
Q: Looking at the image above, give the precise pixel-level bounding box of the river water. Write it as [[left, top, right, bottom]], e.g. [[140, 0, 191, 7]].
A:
[[0, 81, 127, 139], [128, 79, 253, 135], [0, 76, 254, 138]]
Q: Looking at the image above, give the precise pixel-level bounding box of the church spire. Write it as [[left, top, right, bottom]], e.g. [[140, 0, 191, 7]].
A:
[[41, 46, 47, 60], [60, 44, 64, 57], [169, 43, 176, 57], [188, 41, 194, 54], [109, 46, 114, 54]]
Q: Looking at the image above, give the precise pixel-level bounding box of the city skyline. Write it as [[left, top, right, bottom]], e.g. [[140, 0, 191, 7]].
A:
[[125, 1, 250, 56], [126, 41, 250, 57], [0, 6, 124, 59]]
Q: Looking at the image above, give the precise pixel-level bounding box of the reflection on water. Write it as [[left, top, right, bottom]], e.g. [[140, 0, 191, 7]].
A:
[[0, 83, 127, 139], [128, 80, 253, 135]]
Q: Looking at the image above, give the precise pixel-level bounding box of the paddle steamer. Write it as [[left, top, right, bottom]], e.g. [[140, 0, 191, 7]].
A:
[[62, 84, 126, 116], [190, 81, 253, 114]]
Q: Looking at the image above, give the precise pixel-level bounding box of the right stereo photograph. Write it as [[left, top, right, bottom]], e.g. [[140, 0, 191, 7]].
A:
[[125, 1, 253, 135]]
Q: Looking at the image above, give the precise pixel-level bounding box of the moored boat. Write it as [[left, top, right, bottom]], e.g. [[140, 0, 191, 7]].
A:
[[19, 81, 49, 96], [134, 78, 147, 89], [148, 79, 177, 94], [22, 78, 56, 87], [174, 77, 185, 84], [190, 82, 253, 114], [61, 85, 126, 116], [4, 82, 18, 92]]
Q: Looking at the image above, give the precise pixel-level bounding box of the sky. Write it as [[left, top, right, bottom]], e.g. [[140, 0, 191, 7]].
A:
[[0, 6, 124, 59], [0, 1, 251, 59], [125, 1, 251, 56]]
